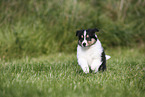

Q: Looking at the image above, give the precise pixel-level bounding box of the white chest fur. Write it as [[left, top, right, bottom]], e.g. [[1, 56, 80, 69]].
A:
[[77, 39, 103, 73]]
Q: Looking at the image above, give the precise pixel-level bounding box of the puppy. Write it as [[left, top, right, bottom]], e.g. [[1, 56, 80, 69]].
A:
[[76, 28, 110, 73]]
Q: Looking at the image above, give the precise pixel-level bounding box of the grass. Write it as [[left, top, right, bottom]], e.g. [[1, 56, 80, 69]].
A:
[[0, 47, 145, 97], [0, 1, 144, 96]]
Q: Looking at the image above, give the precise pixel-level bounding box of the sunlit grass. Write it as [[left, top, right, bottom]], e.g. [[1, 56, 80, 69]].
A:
[[0, 0, 144, 96], [0, 48, 145, 97]]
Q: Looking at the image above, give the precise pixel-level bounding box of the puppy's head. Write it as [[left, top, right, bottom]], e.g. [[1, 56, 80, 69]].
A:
[[76, 28, 99, 47]]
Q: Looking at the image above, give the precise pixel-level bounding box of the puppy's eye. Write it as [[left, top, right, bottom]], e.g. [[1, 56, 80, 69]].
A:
[[81, 35, 83, 38], [87, 35, 89, 38]]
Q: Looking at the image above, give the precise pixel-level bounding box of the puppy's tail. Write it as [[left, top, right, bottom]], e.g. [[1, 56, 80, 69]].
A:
[[106, 55, 111, 60]]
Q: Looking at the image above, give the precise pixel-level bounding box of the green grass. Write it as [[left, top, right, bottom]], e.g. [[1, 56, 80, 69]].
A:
[[0, 47, 145, 97], [0, 1, 144, 96]]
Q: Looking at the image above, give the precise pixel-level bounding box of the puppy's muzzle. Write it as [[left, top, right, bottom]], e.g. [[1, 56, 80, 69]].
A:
[[83, 43, 86, 47]]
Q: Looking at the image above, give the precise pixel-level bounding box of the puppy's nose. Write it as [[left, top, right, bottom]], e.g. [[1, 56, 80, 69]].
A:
[[83, 43, 86, 47]]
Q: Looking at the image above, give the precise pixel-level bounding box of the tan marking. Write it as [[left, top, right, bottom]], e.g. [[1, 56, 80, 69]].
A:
[[87, 35, 89, 38], [81, 35, 83, 38], [87, 38, 96, 46]]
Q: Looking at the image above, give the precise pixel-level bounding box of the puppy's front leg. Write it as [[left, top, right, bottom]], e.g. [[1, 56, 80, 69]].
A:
[[78, 58, 89, 73], [91, 59, 102, 73]]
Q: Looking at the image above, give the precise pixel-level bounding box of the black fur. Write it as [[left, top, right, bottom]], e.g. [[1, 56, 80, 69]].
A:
[[76, 28, 99, 37], [76, 29, 84, 36], [86, 31, 97, 41], [99, 50, 106, 71], [86, 28, 99, 34]]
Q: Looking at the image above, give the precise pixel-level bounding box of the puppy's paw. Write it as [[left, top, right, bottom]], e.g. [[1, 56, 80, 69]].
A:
[[82, 67, 89, 74], [91, 66, 99, 73]]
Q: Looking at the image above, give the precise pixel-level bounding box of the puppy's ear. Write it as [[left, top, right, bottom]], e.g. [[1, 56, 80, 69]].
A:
[[87, 28, 99, 36], [87, 28, 99, 33], [76, 30, 83, 36], [76, 30, 79, 36], [93, 28, 99, 32]]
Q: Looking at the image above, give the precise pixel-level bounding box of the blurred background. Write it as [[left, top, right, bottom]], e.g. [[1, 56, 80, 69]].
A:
[[0, 0, 144, 58]]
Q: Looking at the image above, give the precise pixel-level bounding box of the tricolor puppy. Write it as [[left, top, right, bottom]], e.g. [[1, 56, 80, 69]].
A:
[[76, 28, 110, 73]]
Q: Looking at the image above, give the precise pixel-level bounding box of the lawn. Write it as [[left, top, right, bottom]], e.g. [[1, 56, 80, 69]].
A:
[[0, 47, 145, 97], [0, 0, 145, 97]]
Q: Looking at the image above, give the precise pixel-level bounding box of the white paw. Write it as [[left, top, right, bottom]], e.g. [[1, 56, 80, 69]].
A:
[[91, 65, 99, 73], [90, 60, 102, 73], [82, 67, 89, 74]]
